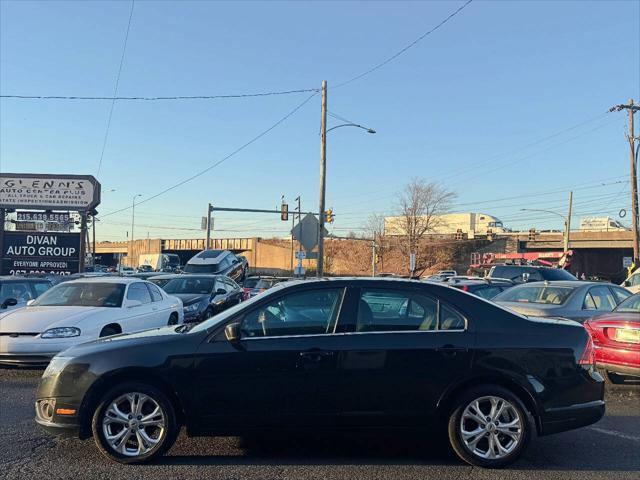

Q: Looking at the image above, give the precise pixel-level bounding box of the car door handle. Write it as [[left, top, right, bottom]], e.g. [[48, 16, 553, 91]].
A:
[[300, 351, 335, 363], [436, 345, 468, 357]]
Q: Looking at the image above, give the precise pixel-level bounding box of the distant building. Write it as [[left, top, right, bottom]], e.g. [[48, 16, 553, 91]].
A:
[[384, 212, 509, 237], [579, 217, 627, 232]]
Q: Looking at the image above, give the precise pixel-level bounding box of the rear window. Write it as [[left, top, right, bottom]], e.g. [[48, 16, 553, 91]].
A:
[[183, 263, 220, 274], [496, 285, 575, 305], [540, 269, 577, 281]]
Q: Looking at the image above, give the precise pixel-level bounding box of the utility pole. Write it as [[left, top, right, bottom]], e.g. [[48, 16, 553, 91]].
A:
[[564, 191, 573, 253], [206, 203, 213, 250], [317, 80, 327, 278], [610, 99, 640, 261]]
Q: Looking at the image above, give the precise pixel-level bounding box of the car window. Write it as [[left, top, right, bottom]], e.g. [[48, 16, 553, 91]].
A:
[[241, 288, 344, 338], [146, 283, 164, 302], [439, 303, 466, 330], [629, 273, 640, 286], [32, 282, 52, 297], [357, 289, 437, 332], [243, 278, 261, 289], [496, 285, 574, 304], [224, 278, 238, 290], [0, 282, 35, 303], [583, 292, 597, 310], [611, 286, 631, 304], [127, 283, 152, 304], [214, 278, 228, 293], [585, 286, 617, 311], [615, 294, 640, 313], [474, 286, 502, 300]]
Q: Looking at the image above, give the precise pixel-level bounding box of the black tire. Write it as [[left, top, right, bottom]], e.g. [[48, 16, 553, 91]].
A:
[[91, 382, 179, 464], [99, 325, 121, 337], [447, 385, 533, 468], [167, 312, 179, 326]]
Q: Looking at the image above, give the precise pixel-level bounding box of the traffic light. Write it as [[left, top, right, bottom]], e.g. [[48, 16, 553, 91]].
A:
[[325, 209, 334, 223], [281, 202, 288, 221], [528, 228, 536, 241]]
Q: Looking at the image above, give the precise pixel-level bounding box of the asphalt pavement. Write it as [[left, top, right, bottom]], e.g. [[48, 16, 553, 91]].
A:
[[1, 368, 638, 480]]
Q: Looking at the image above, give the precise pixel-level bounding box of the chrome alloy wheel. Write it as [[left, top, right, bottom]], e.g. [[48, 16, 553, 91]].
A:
[[460, 395, 522, 460], [102, 392, 166, 457]]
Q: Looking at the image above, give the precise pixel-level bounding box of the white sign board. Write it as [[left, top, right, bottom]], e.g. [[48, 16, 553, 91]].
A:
[[0, 173, 101, 211], [409, 253, 416, 271], [201, 217, 208, 230], [623, 256, 633, 268]]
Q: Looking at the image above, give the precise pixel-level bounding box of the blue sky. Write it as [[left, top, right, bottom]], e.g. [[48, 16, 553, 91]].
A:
[[1, 0, 638, 241]]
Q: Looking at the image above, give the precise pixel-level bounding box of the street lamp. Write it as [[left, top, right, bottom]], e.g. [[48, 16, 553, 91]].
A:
[[317, 92, 376, 278], [130, 194, 142, 267], [520, 207, 570, 252]]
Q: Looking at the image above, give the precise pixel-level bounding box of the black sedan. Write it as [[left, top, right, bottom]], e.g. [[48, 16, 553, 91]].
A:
[[35, 278, 604, 468], [159, 275, 242, 322]]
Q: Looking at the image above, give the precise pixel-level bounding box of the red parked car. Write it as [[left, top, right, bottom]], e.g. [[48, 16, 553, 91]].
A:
[[585, 293, 640, 384]]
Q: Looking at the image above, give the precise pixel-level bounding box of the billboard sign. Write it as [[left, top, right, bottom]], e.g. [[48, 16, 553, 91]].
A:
[[0, 173, 101, 211], [1, 232, 81, 275]]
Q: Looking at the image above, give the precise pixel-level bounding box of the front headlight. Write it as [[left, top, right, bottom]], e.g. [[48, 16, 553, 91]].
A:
[[41, 327, 81, 339], [42, 356, 72, 378], [184, 303, 201, 313]]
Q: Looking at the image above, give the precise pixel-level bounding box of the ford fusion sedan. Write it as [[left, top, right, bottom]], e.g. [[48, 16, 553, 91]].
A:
[[0, 278, 183, 366], [493, 281, 630, 322], [36, 278, 603, 468], [585, 293, 640, 383], [160, 275, 242, 322]]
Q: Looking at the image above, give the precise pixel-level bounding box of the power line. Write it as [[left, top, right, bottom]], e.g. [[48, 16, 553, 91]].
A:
[[332, 0, 474, 89], [96, 0, 135, 178], [99, 92, 318, 218], [0, 88, 318, 101]]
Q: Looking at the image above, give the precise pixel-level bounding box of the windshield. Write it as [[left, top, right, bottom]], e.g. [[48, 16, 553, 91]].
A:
[[183, 263, 220, 274], [32, 282, 125, 307], [614, 294, 640, 313], [163, 277, 215, 294], [0, 281, 35, 303], [495, 285, 575, 305], [165, 254, 181, 266]]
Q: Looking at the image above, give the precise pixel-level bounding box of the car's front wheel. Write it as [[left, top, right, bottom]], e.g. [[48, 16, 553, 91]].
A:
[[91, 382, 178, 464], [447, 385, 533, 468]]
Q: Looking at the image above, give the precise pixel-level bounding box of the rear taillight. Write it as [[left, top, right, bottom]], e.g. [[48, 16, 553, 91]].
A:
[[462, 285, 469, 292], [578, 334, 595, 366]]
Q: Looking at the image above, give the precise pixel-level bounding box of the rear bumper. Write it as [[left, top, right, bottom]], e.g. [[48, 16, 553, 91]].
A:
[[598, 362, 640, 377], [540, 399, 605, 435]]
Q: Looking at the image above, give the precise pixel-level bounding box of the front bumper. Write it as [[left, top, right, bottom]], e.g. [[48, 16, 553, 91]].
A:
[[35, 417, 81, 438], [0, 336, 78, 365], [540, 399, 605, 435]]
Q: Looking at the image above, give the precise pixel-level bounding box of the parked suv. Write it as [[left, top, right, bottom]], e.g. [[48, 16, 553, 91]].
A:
[[488, 264, 577, 284], [183, 249, 248, 282]]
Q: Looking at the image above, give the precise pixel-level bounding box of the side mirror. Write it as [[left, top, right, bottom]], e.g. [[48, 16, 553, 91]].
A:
[[522, 273, 530, 283], [126, 299, 143, 308], [216, 288, 227, 295], [26, 299, 35, 306], [1, 298, 18, 309], [225, 322, 241, 343]]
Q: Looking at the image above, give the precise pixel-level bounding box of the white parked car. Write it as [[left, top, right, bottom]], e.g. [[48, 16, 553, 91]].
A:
[[0, 278, 183, 366]]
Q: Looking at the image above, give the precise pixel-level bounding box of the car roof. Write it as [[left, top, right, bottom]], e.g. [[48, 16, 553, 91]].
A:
[[187, 249, 229, 265], [63, 277, 146, 284], [510, 280, 602, 288]]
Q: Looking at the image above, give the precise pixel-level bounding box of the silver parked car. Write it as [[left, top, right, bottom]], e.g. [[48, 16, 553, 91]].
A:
[[493, 281, 631, 322]]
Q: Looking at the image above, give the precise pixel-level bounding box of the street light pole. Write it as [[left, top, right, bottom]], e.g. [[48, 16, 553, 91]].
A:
[[317, 80, 328, 278], [130, 194, 142, 267]]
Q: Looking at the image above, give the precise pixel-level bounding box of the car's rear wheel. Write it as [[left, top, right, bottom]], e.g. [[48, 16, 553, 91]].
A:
[[448, 385, 532, 468], [91, 382, 178, 464]]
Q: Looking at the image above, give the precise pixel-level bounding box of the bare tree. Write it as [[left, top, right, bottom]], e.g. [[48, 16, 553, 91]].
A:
[[394, 179, 456, 275], [363, 213, 388, 272]]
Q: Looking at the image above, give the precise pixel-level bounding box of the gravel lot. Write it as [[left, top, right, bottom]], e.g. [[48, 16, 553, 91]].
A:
[[1, 368, 638, 480]]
